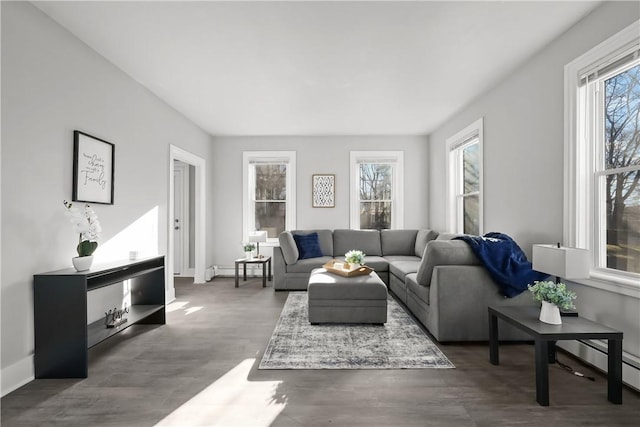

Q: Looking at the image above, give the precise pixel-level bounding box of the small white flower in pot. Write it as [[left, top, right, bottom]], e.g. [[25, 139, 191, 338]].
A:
[[345, 250, 366, 268]]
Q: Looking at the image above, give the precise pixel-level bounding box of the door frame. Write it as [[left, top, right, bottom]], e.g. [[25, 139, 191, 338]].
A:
[[168, 145, 206, 302]]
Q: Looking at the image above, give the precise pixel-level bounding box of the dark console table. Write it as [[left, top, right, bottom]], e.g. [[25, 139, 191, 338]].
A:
[[488, 305, 623, 406], [34, 256, 166, 378]]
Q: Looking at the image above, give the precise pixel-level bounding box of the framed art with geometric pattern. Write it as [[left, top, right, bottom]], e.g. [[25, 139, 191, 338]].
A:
[[312, 174, 335, 208]]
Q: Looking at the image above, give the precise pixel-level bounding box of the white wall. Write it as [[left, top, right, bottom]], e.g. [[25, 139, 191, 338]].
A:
[[211, 135, 429, 269], [428, 1, 640, 389], [1, 2, 214, 395]]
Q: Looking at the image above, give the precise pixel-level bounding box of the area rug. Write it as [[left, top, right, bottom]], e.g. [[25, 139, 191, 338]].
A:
[[259, 292, 455, 370]]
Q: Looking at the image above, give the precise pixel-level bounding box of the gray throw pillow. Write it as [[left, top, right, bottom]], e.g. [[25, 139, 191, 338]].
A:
[[278, 231, 299, 264]]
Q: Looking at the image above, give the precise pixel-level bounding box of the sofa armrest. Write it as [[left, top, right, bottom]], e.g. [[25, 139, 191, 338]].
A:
[[428, 265, 535, 341], [416, 240, 480, 287], [273, 246, 287, 289]]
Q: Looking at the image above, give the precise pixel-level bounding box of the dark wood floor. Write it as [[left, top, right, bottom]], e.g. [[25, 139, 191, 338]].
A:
[[2, 277, 639, 426]]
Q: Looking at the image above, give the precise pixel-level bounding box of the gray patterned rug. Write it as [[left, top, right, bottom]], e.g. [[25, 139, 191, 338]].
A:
[[259, 292, 455, 370]]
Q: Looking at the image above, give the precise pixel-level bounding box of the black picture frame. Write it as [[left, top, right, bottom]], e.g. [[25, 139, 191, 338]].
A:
[[73, 131, 115, 205]]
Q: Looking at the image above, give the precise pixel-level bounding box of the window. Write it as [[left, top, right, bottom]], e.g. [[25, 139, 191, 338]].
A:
[[350, 151, 404, 230], [565, 20, 639, 290], [446, 118, 484, 235], [243, 152, 296, 242]]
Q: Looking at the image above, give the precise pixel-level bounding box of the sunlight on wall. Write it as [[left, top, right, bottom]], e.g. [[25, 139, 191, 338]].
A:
[[95, 206, 159, 262], [155, 358, 286, 427]]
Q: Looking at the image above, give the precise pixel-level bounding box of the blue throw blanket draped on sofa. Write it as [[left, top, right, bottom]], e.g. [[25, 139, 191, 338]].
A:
[[453, 232, 548, 298]]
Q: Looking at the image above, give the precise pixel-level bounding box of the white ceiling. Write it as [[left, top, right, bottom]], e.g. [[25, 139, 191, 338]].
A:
[[33, 1, 601, 136]]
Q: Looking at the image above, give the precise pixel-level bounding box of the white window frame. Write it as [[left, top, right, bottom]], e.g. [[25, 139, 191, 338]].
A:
[[446, 118, 484, 235], [350, 151, 404, 230], [564, 20, 640, 297], [242, 151, 296, 244]]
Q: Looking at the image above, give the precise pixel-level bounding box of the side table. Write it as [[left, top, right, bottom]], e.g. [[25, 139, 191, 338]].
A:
[[235, 256, 272, 288], [488, 305, 623, 406]]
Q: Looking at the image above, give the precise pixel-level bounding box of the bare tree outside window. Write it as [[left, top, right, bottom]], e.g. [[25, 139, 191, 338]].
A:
[[359, 163, 392, 229], [462, 143, 480, 235], [604, 63, 640, 274], [254, 164, 287, 238]]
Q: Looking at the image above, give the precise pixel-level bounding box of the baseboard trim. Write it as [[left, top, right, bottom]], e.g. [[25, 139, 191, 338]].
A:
[[1, 356, 34, 397], [558, 339, 640, 392], [166, 287, 176, 304]]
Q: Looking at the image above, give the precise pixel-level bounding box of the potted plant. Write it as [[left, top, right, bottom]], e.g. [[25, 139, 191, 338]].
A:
[[243, 242, 256, 259], [345, 250, 366, 269], [64, 200, 101, 271], [527, 280, 576, 325]]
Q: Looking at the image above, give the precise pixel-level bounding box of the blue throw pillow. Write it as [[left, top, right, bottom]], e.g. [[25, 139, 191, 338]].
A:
[[293, 232, 324, 259]]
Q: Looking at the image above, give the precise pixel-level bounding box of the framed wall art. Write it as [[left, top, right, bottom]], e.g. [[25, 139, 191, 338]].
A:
[[312, 174, 335, 208], [73, 130, 115, 205]]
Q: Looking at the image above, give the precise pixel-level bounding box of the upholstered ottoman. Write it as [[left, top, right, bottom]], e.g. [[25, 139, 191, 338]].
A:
[[307, 268, 388, 324]]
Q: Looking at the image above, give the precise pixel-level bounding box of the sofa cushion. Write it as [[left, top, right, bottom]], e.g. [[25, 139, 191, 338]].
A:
[[406, 273, 430, 305], [286, 256, 334, 273], [416, 240, 481, 287], [385, 256, 421, 279], [278, 231, 299, 265], [381, 229, 418, 256], [415, 229, 439, 257], [293, 232, 324, 259], [293, 229, 333, 256], [333, 229, 382, 256], [358, 256, 388, 272]]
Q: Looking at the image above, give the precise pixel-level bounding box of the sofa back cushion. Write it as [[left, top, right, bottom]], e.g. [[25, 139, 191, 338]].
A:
[[292, 229, 333, 256], [416, 240, 480, 286], [278, 231, 299, 264], [414, 229, 439, 257], [381, 229, 418, 256], [333, 229, 382, 256]]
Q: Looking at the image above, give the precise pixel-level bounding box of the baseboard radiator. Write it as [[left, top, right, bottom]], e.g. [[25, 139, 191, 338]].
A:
[[559, 339, 640, 392]]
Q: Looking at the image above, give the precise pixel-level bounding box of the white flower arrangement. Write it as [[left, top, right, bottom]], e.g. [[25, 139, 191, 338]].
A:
[[64, 200, 101, 257], [345, 249, 366, 266]]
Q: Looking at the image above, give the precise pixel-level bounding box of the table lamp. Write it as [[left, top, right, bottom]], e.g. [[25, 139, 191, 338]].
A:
[[249, 231, 268, 258], [532, 243, 590, 284]]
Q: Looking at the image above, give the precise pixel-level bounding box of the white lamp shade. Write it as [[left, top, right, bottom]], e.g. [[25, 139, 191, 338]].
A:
[[248, 230, 268, 243], [532, 244, 590, 279]]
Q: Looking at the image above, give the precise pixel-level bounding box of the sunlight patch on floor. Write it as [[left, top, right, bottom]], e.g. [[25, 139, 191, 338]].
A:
[[167, 300, 203, 316], [155, 359, 286, 427], [166, 301, 189, 313], [185, 306, 203, 315]]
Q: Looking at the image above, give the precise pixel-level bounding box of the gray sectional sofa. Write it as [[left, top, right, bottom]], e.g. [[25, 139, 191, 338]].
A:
[[274, 228, 537, 342]]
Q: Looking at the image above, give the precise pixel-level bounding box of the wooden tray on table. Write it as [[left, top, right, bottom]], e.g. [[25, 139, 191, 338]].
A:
[[323, 260, 374, 277]]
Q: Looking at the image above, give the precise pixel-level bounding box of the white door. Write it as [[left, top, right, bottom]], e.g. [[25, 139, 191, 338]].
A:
[[173, 162, 188, 275]]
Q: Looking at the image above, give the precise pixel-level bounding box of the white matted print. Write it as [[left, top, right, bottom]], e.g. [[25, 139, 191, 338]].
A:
[[73, 131, 115, 204], [312, 174, 335, 208]]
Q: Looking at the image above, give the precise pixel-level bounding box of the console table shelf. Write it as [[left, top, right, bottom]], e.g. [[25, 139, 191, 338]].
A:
[[86, 304, 164, 348], [34, 256, 166, 378]]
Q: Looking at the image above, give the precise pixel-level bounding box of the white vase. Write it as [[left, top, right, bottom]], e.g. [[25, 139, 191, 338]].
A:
[[245, 251, 253, 260], [72, 255, 94, 272], [539, 301, 562, 325]]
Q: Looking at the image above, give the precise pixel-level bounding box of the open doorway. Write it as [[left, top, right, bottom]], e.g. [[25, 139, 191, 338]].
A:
[[168, 145, 206, 303]]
